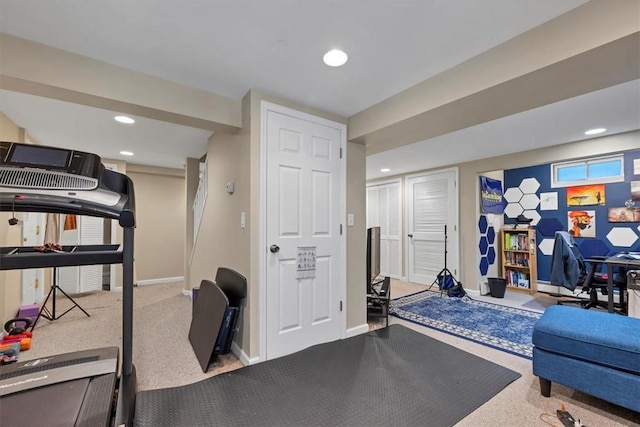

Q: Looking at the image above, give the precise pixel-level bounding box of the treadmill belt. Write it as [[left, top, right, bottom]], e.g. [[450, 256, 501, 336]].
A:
[[1, 378, 89, 427], [0, 372, 116, 427]]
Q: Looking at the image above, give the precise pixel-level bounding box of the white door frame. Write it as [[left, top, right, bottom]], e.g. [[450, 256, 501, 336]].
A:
[[404, 167, 459, 284], [259, 101, 347, 363]]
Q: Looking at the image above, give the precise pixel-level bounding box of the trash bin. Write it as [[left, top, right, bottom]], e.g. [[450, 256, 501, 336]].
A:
[[488, 277, 507, 298]]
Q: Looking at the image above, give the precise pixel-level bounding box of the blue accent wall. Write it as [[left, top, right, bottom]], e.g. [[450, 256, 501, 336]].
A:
[[504, 150, 640, 282]]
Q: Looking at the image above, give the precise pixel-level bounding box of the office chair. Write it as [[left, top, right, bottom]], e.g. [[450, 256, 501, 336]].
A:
[[550, 231, 627, 313]]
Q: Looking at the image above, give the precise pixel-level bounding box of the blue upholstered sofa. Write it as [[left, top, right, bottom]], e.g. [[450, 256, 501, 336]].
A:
[[532, 305, 640, 412]]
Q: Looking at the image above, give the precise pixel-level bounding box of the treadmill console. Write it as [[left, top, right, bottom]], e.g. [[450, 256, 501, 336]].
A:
[[0, 142, 134, 222], [1, 141, 102, 189]]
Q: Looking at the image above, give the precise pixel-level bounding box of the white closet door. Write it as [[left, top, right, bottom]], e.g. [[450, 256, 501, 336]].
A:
[[79, 216, 103, 292], [366, 180, 402, 279], [58, 215, 103, 293], [407, 170, 458, 285]]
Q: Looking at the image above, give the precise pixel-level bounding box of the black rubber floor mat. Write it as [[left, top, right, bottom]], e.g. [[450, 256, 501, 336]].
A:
[[135, 324, 520, 426]]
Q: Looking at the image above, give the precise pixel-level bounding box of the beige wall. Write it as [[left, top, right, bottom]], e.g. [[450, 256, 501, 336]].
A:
[[346, 142, 367, 329], [188, 131, 251, 347], [127, 165, 186, 282], [0, 112, 25, 324], [183, 157, 200, 292]]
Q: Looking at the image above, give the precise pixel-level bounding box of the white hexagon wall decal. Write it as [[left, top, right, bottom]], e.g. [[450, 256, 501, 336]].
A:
[[538, 238, 555, 256], [606, 227, 639, 247], [519, 193, 540, 210], [523, 209, 542, 225], [504, 202, 524, 218], [519, 177, 540, 194], [504, 187, 523, 203]]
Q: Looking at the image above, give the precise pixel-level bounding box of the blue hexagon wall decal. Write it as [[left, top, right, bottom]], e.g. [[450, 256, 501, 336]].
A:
[[478, 215, 488, 234], [479, 236, 489, 255], [479, 257, 489, 276], [487, 247, 496, 265], [537, 218, 564, 237], [487, 227, 496, 244]]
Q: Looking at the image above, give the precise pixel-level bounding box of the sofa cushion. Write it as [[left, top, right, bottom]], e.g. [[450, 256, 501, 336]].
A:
[[532, 305, 640, 375]]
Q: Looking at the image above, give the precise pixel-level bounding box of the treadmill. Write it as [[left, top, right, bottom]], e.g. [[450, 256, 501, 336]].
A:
[[0, 142, 137, 426]]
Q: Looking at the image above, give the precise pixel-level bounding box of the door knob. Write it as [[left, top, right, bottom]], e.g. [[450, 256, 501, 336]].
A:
[[270, 244, 280, 253], [408, 234, 413, 238]]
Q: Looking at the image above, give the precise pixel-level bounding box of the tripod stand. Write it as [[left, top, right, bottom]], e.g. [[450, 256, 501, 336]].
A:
[[31, 267, 90, 330], [428, 225, 463, 296]]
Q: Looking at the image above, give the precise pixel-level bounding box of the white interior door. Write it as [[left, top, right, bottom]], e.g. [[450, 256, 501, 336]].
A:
[[20, 212, 45, 304], [264, 104, 345, 360], [407, 169, 458, 285], [366, 180, 402, 278]]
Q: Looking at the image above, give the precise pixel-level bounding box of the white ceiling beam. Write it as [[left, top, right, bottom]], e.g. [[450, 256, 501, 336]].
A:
[[0, 33, 242, 133], [348, 0, 640, 153]]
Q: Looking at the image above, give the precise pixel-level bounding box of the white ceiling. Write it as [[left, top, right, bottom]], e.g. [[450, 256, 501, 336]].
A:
[[3, 0, 638, 176]]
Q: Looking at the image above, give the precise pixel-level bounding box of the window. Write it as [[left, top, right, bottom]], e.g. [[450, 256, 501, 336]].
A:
[[551, 154, 624, 188]]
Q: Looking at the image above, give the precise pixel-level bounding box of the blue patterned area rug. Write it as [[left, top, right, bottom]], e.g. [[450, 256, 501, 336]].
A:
[[390, 290, 542, 359]]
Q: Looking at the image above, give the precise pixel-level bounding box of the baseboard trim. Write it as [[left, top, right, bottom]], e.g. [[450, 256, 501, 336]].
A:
[[346, 323, 369, 338], [181, 288, 192, 298], [231, 341, 258, 366], [136, 276, 184, 286]]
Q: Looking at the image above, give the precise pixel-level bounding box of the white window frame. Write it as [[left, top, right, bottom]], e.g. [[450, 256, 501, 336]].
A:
[[550, 154, 624, 188]]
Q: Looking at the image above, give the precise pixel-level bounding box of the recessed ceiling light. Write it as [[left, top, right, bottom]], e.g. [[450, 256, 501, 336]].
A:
[[380, 168, 391, 173], [114, 115, 135, 124], [323, 49, 348, 67], [584, 128, 606, 135], [120, 151, 134, 156]]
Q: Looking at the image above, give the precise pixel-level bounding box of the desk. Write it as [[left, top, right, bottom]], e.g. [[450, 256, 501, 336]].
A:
[[585, 256, 640, 313]]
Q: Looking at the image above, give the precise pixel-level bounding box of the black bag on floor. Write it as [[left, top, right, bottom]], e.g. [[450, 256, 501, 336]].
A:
[[438, 274, 466, 298]]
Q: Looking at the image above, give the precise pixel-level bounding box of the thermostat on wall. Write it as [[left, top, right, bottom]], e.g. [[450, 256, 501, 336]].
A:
[[226, 182, 235, 194]]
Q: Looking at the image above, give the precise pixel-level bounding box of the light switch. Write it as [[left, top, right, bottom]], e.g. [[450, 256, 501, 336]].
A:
[[347, 213, 355, 227], [240, 212, 246, 229], [226, 182, 235, 194]]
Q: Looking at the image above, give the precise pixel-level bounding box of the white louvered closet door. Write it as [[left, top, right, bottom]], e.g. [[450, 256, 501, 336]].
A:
[[407, 170, 458, 285], [366, 180, 402, 279], [58, 215, 103, 293]]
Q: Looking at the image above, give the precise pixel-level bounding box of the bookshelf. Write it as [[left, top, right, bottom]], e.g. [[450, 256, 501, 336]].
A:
[[501, 226, 537, 295]]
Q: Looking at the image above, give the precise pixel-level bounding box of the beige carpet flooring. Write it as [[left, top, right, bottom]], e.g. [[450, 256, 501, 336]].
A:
[[19, 280, 640, 426]]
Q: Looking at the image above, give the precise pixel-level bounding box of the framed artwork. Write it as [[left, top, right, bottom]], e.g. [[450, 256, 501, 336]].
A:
[[566, 184, 605, 206], [631, 181, 640, 202], [608, 207, 640, 223], [540, 192, 558, 211], [568, 210, 596, 238]]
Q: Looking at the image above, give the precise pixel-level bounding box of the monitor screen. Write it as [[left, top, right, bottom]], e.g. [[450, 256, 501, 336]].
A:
[[8, 144, 71, 168]]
